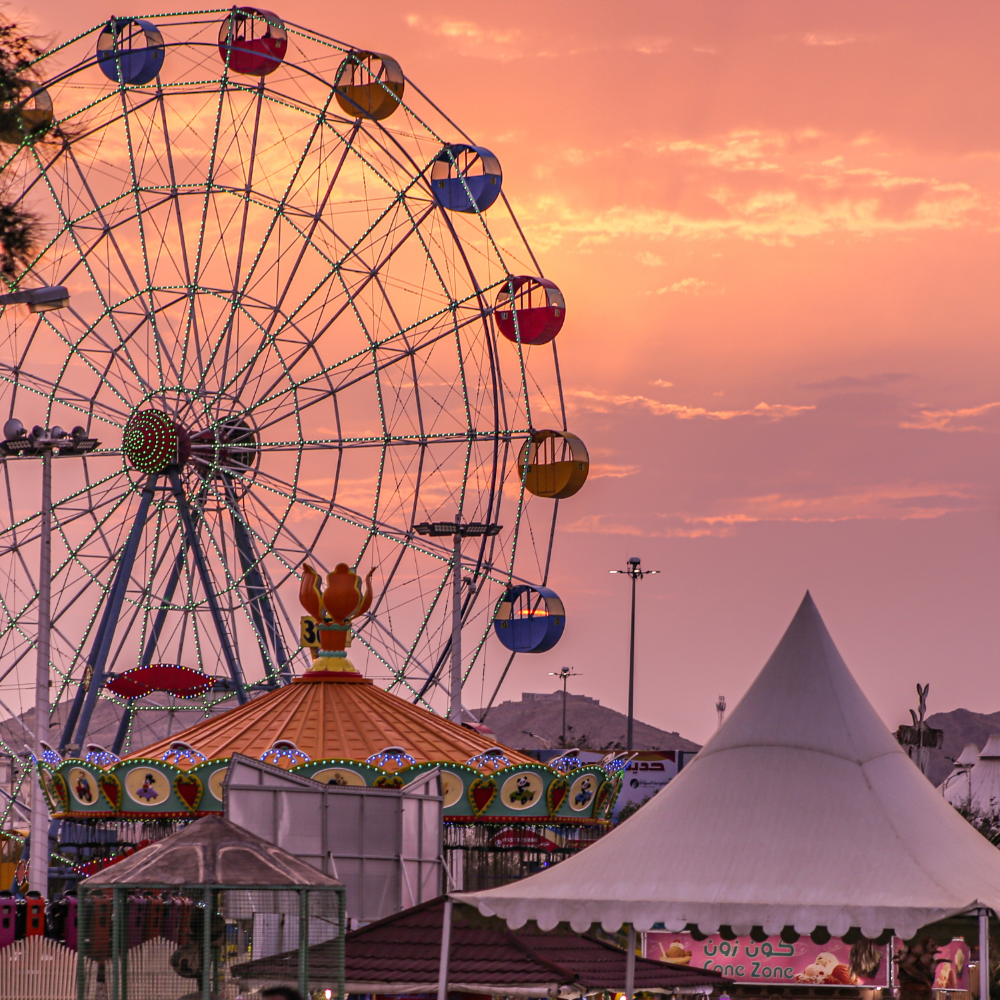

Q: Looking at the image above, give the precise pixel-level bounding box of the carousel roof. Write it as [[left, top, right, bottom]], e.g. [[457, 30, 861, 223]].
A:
[[123, 670, 537, 770]]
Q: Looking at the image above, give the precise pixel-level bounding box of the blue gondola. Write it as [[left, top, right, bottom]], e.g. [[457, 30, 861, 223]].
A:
[[97, 19, 165, 86], [431, 144, 503, 213], [493, 584, 565, 653]]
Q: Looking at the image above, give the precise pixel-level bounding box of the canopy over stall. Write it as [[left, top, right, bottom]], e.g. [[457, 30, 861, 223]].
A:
[[232, 896, 727, 997], [940, 742, 981, 808], [457, 593, 1000, 942]]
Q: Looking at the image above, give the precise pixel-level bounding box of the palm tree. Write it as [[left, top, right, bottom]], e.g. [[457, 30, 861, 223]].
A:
[[0, 13, 46, 280]]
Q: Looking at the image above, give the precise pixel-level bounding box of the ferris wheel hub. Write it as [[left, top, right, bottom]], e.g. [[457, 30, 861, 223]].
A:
[[123, 407, 258, 480]]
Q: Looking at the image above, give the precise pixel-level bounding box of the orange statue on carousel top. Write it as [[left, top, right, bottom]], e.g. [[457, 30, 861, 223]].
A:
[[299, 562, 375, 671]]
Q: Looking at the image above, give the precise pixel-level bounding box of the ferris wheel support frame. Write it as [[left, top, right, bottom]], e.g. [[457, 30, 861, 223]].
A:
[[166, 468, 248, 701], [59, 464, 273, 753], [223, 472, 291, 684], [59, 472, 161, 754]]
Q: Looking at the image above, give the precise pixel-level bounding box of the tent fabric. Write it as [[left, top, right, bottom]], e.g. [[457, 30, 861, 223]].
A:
[[940, 743, 980, 808], [967, 737, 1000, 816], [456, 593, 1000, 940]]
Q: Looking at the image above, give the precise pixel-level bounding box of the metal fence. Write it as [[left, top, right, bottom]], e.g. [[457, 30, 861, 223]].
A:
[[76, 883, 344, 999]]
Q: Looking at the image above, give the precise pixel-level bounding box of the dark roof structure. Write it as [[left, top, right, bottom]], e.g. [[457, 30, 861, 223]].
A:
[[82, 815, 341, 888], [233, 896, 726, 995]]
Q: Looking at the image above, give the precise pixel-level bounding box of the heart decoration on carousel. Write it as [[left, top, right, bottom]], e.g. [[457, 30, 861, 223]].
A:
[[546, 777, 569, 815], [468, 776, 497, 816], [174, 772, 204, 813], [98, 772, 123, 811]]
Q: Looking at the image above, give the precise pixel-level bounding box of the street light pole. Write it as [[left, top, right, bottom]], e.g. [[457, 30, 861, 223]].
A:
[[549, 666, 580, 746], [2, 419, 98, 896], [610, 556, 660, 751], [451, 531, 462, 723], [414, 519, 502, 724]]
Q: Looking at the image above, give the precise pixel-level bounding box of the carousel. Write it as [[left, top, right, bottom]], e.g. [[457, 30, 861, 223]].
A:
[[41, 564, 624, 889]]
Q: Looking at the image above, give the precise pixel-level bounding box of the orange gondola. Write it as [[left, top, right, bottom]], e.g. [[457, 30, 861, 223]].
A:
[[517, 430, 589, 499], [335, 50, 405, 121]]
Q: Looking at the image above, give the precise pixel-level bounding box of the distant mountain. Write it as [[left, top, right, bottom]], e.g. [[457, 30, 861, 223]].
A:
[[473, 691, 701, 753], [918, 708, 1000, 786]]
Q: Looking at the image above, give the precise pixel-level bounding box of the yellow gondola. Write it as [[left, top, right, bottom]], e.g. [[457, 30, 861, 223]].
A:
[[334, 51, 405, 121], [517, 429, 589, 499]]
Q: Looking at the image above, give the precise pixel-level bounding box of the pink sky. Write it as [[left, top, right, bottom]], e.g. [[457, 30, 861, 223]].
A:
[[23, 0, 1000, 744]]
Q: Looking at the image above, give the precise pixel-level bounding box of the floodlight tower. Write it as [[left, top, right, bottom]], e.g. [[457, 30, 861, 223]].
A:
[[414, 519, 502, 722], [609, 556, 660, 751], [1, 416, 98, 894]]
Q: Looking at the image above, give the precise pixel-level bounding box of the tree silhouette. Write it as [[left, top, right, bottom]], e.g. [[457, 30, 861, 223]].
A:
[[0, 14, 46, 280]]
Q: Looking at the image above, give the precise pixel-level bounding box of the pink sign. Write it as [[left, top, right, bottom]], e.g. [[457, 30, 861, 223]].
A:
[[932, 939, 970, 992], [646, 932, 890, 987]]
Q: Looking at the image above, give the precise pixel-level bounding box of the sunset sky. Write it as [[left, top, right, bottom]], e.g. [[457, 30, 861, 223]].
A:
[[25, 0, 1000, 745]]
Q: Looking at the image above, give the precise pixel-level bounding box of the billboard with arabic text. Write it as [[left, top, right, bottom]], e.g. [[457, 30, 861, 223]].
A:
[[645, 932, 889, 987]]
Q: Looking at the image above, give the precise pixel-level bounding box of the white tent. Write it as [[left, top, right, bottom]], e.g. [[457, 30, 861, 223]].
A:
[[457, 593, 1000, 942], [968, 735, 1000, 816], [940, 743, 980, 809]]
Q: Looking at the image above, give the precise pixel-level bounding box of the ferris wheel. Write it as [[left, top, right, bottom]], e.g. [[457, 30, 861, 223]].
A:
[[0, 9, 589, 754]]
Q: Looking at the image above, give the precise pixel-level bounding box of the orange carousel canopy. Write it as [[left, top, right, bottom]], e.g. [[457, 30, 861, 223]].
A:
[[123, 670, 535, 771]]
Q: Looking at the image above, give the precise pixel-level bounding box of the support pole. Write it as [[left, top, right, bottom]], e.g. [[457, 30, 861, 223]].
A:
[[168, 470, 247, 703], [28, 450, 51, 896], [69, 473, 160, 753], [981, 908, 990, 1000], [337, 887, 346, 1000], [625, 924, 636, 1000], [450, 533, 462, 723], [226, 476, 289, 683], [562, 673, 568, 746], [202, 886, 212, 1000], [437, 897, 453, 1000], [298, 889, 309, 998], [627, 572, 636, 752]]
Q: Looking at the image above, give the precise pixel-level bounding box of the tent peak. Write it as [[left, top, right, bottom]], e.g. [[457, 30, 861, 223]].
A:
[[698, 592, 902, 767]]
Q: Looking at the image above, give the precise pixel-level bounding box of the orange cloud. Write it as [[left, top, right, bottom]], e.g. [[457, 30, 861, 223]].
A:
[[900, 401, 1000, 432], [569, 389, 814, 421]]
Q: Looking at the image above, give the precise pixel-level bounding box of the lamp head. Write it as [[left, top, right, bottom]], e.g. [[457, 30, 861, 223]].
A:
[[2, 419, 23, 441]]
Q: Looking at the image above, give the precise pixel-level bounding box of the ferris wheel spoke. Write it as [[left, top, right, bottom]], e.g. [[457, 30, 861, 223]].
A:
[[118, 85, 172, 392], [193, 81, 272, 392], [155, 84, 200, 383], [211, 266, 493, 430], [184, 57, 233, 385], [354, 614, 439, 701], [225, 199, 440, 408], [243, 310, 489, 436], [209, 93, 348, 391], [52, 146, 163, 390], [0, 365, 130, 430]]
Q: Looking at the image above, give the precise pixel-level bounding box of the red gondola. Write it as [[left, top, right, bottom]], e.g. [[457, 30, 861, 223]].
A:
[[218, 8, 287, 76], [495, 276, 565, 346]]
